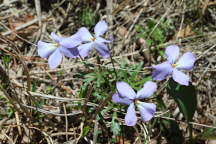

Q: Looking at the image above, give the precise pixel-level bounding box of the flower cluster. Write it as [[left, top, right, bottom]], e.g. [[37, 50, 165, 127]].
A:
[[112, 45, 195, 126], [37, 20, 196, 127], [38, 20, 111, 69]]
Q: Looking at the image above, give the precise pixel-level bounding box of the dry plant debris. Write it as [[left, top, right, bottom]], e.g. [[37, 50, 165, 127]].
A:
[[0, 0, 216, 143]]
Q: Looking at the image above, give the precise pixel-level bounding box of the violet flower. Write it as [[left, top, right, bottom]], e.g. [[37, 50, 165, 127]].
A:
[[112, 81, 157, 126], [75, 20, 112, 58], [38, 32, 79, 69], [152, 45, 196, 86]]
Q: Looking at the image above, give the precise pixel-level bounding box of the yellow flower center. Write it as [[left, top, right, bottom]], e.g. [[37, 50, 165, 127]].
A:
[[56, 43, 60, 47], [133, 99, 138, 104], [172, 64, 176, 68], [91, 37, 96, 41]]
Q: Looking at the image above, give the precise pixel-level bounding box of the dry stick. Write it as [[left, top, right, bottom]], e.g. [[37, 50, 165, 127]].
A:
[[25, 91, 80, 101], [63, 103, 69, 141], [51, 132, 77, 137], [21, 104, 82, 116], [24, 91, 99, 107], [34, 0, 42, 28], [15, 112, 22, 136], [76, 122, 84, 144], [71, 123, 77, 140], [93, 119, 99, 144]]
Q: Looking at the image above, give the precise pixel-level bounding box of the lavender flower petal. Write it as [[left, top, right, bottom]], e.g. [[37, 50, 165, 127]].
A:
[[125, 103, 137, 126], [93, 42, 110, 58], [60, 34, 82, 48], [48, 48, 62, 69], [37, 41, 57, 58], [51, 32, 63, 42], [165, 45, 179, 64], [78, 43, 93, 58], [95, 37, 111, 43], [152, 62, 173, 81], [176, 52, 196, 71], [112, 93, 133, 105], [172, 69, 189, 86], [59, 46, 78, 58], [137, 102, 156, 122], [77, 27, 93, 42], [136, 81, 157, 99], [68, 47, 79, 56], [116, 82, 136, 99], [94, 20, 108, 37]]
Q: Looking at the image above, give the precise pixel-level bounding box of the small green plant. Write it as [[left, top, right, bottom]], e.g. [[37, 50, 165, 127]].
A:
[[0, 92, 14, 119], [1, 55, 12, 69], [135, 18, 174, 59], [80, 7, 98, 27], [45, 86, 55, 94]]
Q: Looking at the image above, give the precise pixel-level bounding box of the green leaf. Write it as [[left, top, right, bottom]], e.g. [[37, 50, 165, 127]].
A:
[[137, 34, 145, 39], [147, 20, 155, 28], [167, 78, 197, 122], [132, 75, 152, 88], [130, 62, 143, 81], [80, 7, 98, 26], [96, 107, 112, 120], [158, 50, 166, 59], [110, 111, 121, 136], [135, 25, 145, 33], [146, 39, 152, 46], [83, 126, 90, 136]]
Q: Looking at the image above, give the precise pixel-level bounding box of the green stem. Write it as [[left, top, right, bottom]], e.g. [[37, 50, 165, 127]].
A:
[[189, 123, 193, 143]]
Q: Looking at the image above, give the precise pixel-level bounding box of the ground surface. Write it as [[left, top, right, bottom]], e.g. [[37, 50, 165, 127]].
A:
[[0, 0, 216, 143]]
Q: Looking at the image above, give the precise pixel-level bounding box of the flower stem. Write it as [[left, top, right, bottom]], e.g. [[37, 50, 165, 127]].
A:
[[78, 54, 91, 72], [109, 53, 118, 79]]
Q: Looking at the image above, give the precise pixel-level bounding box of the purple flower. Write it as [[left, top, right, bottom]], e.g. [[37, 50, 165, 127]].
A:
[[152, 45, 196, 86], [112, 81, 157, 126], [76, 20, 112, 58], [38, 32, 79, 69]]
